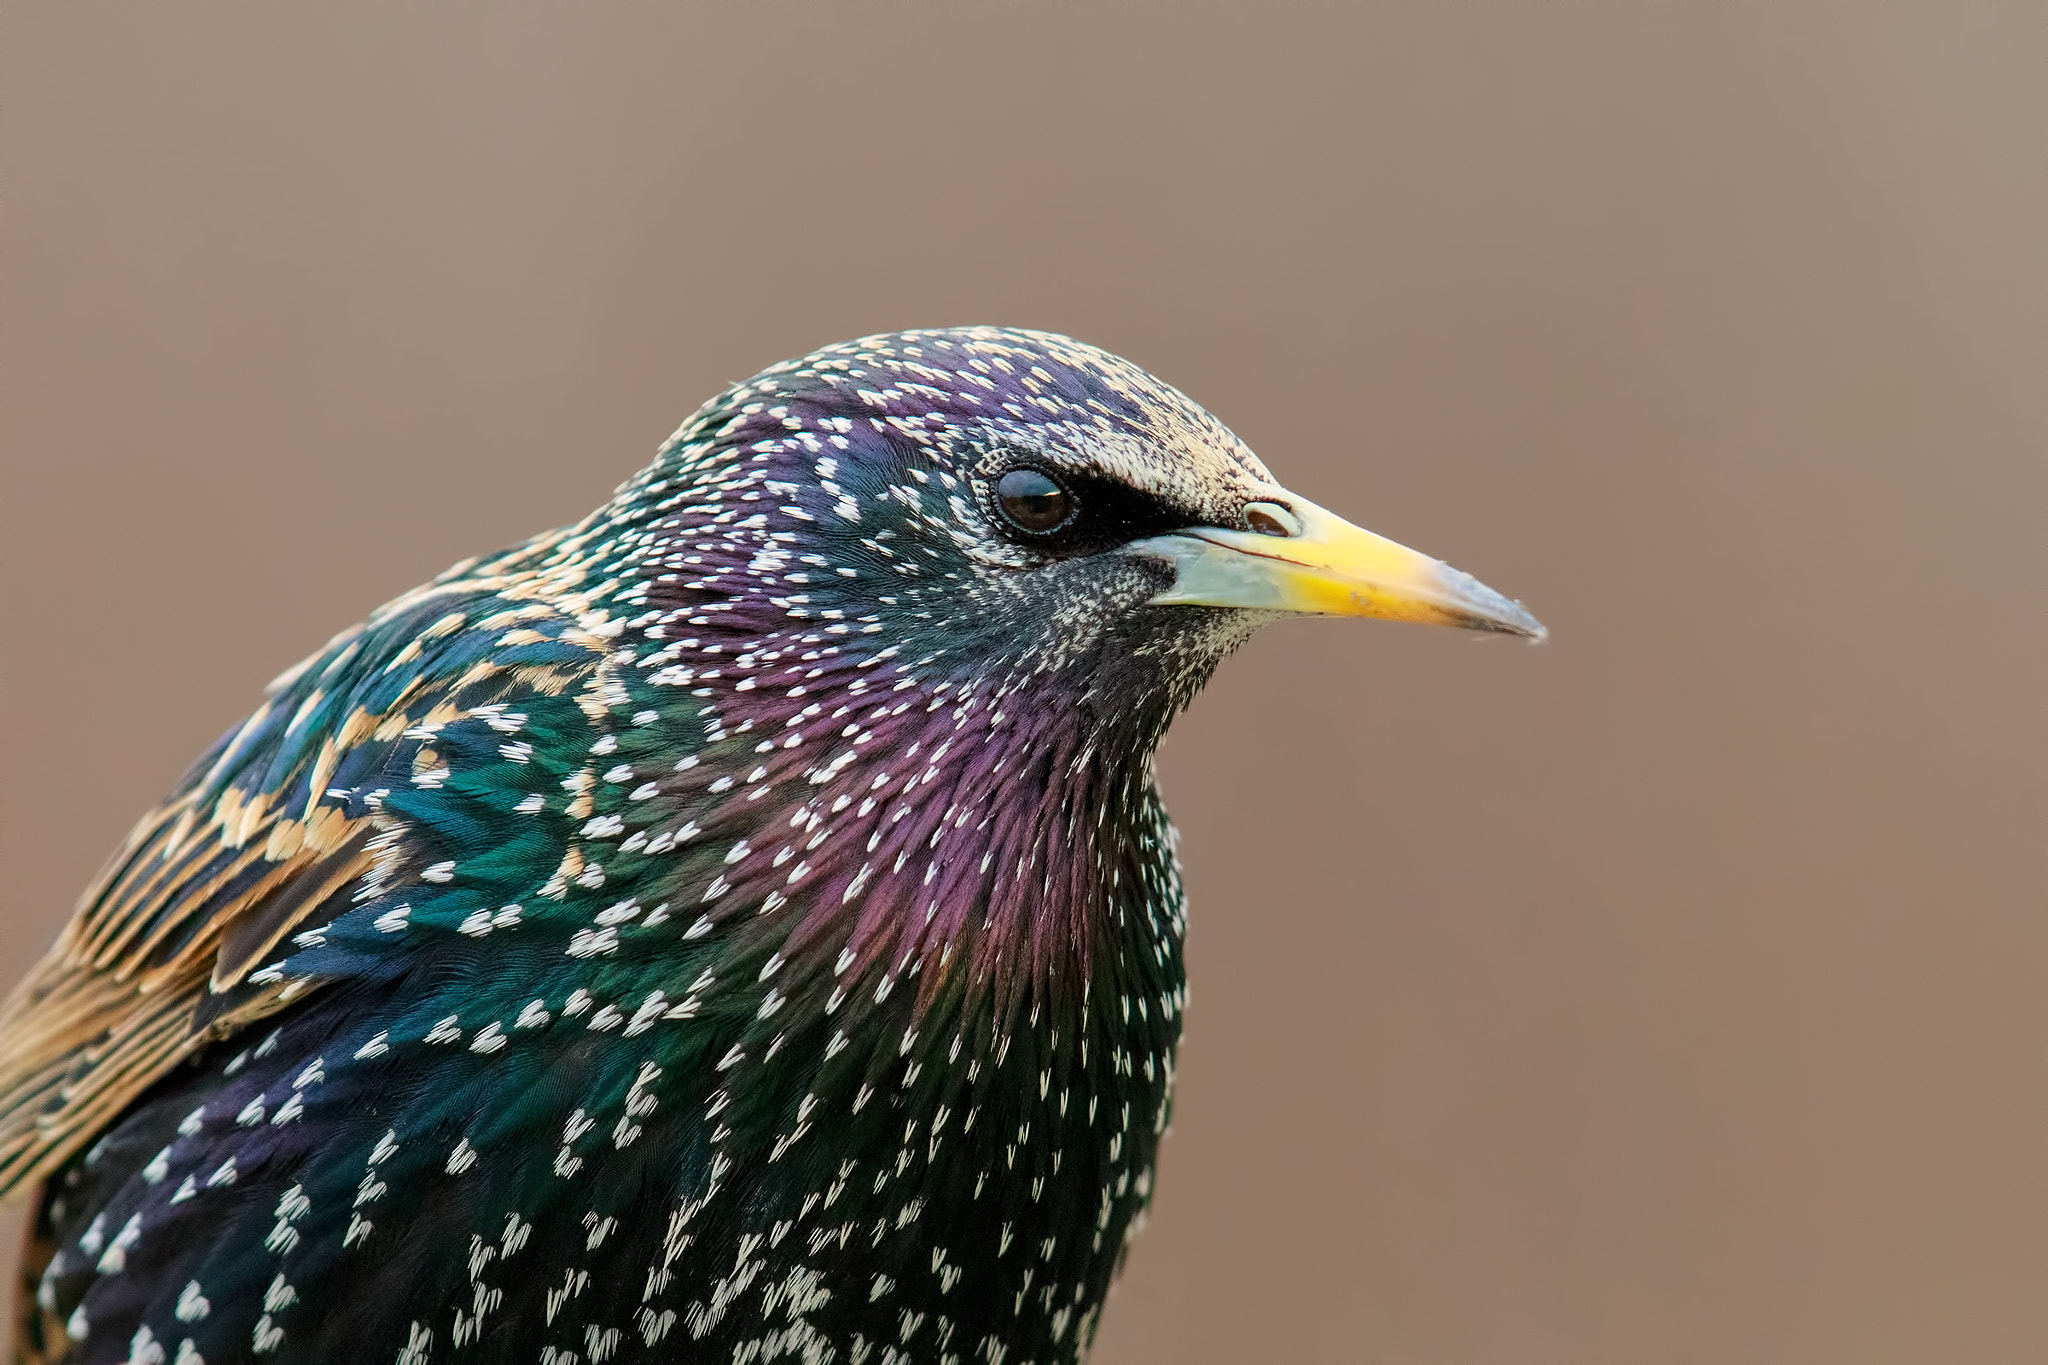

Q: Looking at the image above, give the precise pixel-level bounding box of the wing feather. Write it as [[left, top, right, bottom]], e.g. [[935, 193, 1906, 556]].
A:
[[0, 532, 606, 1197]]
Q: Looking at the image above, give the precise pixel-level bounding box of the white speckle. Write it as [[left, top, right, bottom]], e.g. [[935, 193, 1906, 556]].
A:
[[595, 899, 641, 927], [95, 1213, 141, 1274], [567, 926, 619, 958], [625, 993, 669, 1036]]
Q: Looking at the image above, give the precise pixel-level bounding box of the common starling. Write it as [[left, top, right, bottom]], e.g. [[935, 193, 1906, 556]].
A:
[[0, 327, 1543, 1365]]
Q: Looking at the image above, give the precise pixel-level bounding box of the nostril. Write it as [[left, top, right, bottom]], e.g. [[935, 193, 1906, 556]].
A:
[[1244, 501, 1300, 537]]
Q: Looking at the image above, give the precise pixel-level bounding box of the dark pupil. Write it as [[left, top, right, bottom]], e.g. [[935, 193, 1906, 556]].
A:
[[996, 469, 1070, 532]]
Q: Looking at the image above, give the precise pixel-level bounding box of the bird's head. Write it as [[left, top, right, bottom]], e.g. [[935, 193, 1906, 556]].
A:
[[601, 326, 1543, 763]]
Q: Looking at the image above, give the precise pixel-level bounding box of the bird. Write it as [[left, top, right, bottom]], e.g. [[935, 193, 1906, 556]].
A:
[[0, 326, 1543, 1365]]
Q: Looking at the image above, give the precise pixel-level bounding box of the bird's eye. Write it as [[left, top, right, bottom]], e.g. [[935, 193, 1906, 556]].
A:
[[995, 468, 1072, 534]]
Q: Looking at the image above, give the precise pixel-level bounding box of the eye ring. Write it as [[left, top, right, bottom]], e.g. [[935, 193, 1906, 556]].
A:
[[995, 467, 1073, 534]]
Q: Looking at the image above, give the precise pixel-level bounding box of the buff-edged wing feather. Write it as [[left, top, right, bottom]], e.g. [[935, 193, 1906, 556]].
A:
[[0, 530, 611, 1200]]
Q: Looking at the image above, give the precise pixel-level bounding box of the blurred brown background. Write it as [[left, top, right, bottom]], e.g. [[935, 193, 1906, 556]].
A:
[[3, 4, 2043, 1361]]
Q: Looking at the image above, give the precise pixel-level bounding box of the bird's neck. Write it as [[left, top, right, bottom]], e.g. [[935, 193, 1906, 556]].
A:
[[605, 604, 1188, 1011]]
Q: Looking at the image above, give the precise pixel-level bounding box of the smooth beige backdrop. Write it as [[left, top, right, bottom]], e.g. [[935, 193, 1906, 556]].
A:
[[4, 5, 2043, 1362]]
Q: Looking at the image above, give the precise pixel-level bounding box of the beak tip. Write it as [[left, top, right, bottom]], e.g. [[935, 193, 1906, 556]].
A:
[[1436, 567, 1547, 642], [1506, 603, 1548, 643], [1468, 607, 1547, 643]]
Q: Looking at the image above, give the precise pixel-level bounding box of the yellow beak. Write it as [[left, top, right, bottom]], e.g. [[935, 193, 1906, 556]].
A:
[[1129, 495, 1546, 639]]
